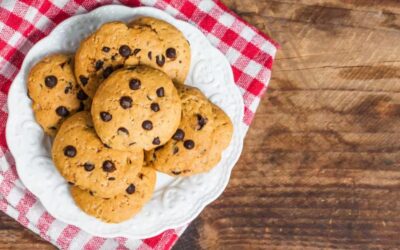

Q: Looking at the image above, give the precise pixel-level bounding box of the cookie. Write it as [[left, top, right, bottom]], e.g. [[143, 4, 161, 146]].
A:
[[75, 18, 190, 98], [145, 85, 219, 176], [91, 66, 181, 151], [206, 104, 234, 167], [70, 166, 156, 223], [27, 54, 89, 136], [75, 22, 148, 97], [128, 16, 190, 84], [52, 111, 143, 198]]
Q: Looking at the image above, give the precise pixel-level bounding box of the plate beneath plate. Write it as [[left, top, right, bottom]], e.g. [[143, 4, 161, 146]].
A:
[[6, 5, 244, 239]]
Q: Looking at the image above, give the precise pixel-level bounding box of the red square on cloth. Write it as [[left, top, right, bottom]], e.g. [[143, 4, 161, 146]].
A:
[[0, 0, 277, 249], [221, 28, 239, 46]]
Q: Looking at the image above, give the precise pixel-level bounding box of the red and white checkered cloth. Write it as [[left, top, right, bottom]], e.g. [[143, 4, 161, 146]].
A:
[[0, 0, 277, 249]]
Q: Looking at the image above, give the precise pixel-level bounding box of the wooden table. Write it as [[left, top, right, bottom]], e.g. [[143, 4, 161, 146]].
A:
[[2, 0, 400, 249]]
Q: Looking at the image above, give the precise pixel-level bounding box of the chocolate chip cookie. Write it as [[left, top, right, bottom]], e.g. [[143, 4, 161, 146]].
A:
[[28, 54, 89, 136], [91, 65, 181, 151], [52, 111, 143, 198], [207, 103, 234, 167], [145, 85, 220, 176], [75, 18, 190, 98], [128, 16, 190, 84], [70, 166, 156, 223]]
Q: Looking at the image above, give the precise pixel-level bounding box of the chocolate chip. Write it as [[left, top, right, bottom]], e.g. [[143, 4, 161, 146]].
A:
[[171, 170, 181, 175], [83, 162, 95, 171], [126, 184, 135, 194], [184, 140, 195, 149], [115, 64, 124, 70], [166, 48, 176, 59], [64, 82, 73, 94], [68, 181, 74, 185], [156, 55, 165, 67], [138, 173, 144, 179], [119, 45, 131, 58], [129, 78, 141, 90], [79, 75, 88, 86], [102, 46, 110, 52], [108, 177, 115, 181], [150, 103, 160, 112], [120, 96, 133, 109], [172, 129, 185, 141], [133, 48, 141, 55], [196, 114, 207, 130], [103, 66, 113, 79], [95, 60, 104, 71], [77, 90, 88, 100], [156, 87, 164, 97], [102, 160, 116, 172], [100, 112, 112, 122], [89, 191, 94, 196], [148, 51, 152, 60], [64, 145, 76, 157], [152, 137, 161, 145], [44, 75, 57, 88], [142, 120, 153, 130], [117, 127, 129, 135], [56, 106, 69, 117], [173, 146, 179, 154]]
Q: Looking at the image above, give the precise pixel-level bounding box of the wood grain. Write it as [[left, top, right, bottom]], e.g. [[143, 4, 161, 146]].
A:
[[2, 1, 400, 249], [174, 0, 400, 249], [0, 212, 54, 249]]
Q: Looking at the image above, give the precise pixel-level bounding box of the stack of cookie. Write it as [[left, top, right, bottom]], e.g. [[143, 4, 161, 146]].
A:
[[27, 17, 233, 223]]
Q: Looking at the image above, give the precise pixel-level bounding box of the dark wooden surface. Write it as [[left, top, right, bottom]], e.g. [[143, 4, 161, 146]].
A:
[[3, 0, 400, 249]]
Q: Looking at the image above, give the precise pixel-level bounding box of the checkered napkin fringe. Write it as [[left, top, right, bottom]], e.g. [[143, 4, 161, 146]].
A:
[[0, 0, 277, 249]]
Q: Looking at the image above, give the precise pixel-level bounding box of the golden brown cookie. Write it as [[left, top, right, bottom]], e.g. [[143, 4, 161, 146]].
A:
[[207, 104, 234, 167], [146, 85, 222, 176], [70, 166, 156, 223], [52, 111, 143, 198], [128, 16, 190, 84], [91, 66, 181, 151], [74, 18, 190, 98], [27, 53, 89, 136]]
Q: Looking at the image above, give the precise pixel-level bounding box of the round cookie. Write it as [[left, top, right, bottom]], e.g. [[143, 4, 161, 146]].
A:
[[91, 66, 181, 151], [75, 18, 190, 98], [128, 17, 190, 84], [52, 111, 143, 198], [75, 22, 156, 97], [70, 166, 156, 223], [145, 85, 217, 176], [28, 53, 89, 136]]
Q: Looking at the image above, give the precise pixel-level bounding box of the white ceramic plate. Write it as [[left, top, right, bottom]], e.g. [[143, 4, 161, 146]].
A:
[[6, 5, 244, 239]]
